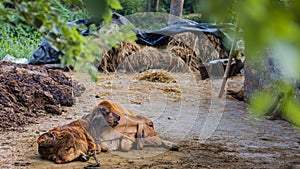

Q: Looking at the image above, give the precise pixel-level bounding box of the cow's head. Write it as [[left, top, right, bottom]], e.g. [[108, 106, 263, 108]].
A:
[[83, 105, 120, 133]]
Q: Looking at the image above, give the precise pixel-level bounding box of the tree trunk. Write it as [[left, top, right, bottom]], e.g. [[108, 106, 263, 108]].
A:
[[169, 0, 184, 23], [147, 0, 160, 12], [170, 0, 184, 17]]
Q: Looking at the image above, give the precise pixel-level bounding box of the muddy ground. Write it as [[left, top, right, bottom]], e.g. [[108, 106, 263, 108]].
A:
[[0, 70, 299, 169]]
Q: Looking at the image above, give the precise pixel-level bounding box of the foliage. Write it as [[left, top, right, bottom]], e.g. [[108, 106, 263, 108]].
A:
[[182, 13, 202, 23], [0, 23, 42, 59], [250, 81, 300, 127], [126, 12, 168, 30], [0, 0, 89, 59], [117, 0, 147, 15], [198, 0, 300, 127], [0, 0, 136, 81]]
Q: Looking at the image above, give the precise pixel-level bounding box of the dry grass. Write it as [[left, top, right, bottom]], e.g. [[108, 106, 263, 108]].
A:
[[136, 69, 176, 83], [98, 40, 141, 72], [117, 46, 190, 73]]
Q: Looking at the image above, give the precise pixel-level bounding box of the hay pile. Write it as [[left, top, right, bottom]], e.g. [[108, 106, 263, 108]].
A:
[[168, 32, 228, 62], [167, 32, 230, 79], [160, 86, 182, 101], [98, 31, 228, 80], [98, 40, 141, 72], [0, 61, 85, 131], [137, 69, 176, 83], [168, 45, 208, 79], [117, 46, 190, 73]]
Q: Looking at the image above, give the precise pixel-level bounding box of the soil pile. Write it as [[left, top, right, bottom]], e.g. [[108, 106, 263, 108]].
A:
[[0, 61, 85, 131]]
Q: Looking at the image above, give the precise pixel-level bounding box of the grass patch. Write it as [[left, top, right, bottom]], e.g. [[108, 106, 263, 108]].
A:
[[0, 30, 42, 60]]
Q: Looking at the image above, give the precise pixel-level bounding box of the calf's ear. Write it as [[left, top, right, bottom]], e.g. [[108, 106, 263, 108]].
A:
[[37, 133, 55, 146], [65, 134, 75, 149]]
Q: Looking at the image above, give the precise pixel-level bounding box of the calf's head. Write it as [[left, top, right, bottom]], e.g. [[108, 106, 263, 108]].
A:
[[37, 130, 86, 164], [37, 132, 57, 160]]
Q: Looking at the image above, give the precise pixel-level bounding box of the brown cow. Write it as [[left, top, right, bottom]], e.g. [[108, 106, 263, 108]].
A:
[[84, 100, 179, 152], [37, 105, 120, 165], [37, 100, 178, 165]]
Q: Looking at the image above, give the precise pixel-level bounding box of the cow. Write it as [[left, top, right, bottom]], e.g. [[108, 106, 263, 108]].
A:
[[85, 100, 179, 152], [37, 100, 178, 165], [37, 105, 120, 165]]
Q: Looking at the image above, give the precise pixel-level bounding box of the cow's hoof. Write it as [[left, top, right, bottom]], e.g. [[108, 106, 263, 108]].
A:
[[170, 144, 179, 151], [79, 155, 90, 162]]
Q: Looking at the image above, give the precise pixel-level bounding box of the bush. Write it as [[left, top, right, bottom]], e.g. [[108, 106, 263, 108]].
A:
[[0, 23, 42, 59], [0, 0, 90, 60]]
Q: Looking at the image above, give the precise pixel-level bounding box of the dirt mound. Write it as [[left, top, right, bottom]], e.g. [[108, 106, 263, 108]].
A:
[[0, 61, 85, 131], [98, 40, 141, 72], [137, 69, 176, 83], [117, 46, 190, 73]]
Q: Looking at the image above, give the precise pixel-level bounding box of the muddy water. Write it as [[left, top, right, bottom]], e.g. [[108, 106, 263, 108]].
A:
[[0, 72, 299, 169]]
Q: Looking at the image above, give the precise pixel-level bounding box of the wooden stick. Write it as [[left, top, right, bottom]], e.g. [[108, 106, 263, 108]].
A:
[[218, 19, 240, 98]]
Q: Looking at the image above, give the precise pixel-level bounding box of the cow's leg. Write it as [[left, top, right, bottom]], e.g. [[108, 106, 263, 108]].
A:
[[84, 130, 97, 152], [84, 151, 100, 169], [120, 138, 134, 152], [78, 153, 90, 162], [136, 124, 145, 150], [99, 141, 109, 152], [56, 147, 88, 164], [161, 140, 179, 151], [48, 154, 57, 162]]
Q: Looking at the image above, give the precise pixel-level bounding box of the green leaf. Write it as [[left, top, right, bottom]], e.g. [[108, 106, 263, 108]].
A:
[[32, 18, 43, 29], [108, 0, 122, 10], [102, 8, 112, 23], [250, 92, 275, 118], [282, 99, 300, 127]]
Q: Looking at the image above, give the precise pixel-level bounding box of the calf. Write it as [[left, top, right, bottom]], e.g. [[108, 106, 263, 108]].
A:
[[37, 106, 120, 164], [37, 120, 97, 164]]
